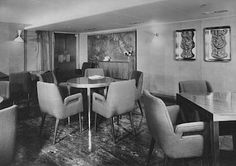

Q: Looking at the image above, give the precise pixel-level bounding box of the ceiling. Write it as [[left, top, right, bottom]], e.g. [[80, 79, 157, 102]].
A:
[[1, 0, 236, 32]]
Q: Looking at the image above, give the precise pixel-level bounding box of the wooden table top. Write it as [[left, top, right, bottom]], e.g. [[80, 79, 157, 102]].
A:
[[178, 92, 236, 121]]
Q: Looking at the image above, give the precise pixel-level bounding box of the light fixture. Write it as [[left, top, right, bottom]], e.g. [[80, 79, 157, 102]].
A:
[[14, 30, 24, 42]]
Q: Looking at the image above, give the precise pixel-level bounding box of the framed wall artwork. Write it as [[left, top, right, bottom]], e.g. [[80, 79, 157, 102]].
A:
[[175, 29, 196, 60], [204, 26, 231, 62]]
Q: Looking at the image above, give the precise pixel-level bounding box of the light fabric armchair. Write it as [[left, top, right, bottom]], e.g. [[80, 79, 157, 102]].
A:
[[37, 81, 83, 144], [92, 79, 136, 142], [0, 105, 17, 165], [143, 90, 207, 166], [84, 68, 104, 77], [179, 80, 213, 94], [131, 70, 143, 116]]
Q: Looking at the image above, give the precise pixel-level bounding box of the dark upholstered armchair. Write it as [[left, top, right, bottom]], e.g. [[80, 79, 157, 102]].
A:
[[37, 82, 83, 144], [143, 90, 208, 166], [75, 62, 96, 77], [9, 72, 33, 110], [131, 70, 143, 116]]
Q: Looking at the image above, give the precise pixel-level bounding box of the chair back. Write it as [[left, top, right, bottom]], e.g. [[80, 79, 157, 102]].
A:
[[0, 81, 10, 99], [143, 90, 177, 152], [84, 68, 104, 77], [179, 80, 212, 94], [131, 70, 143, 99], [37, 81, 64, 118], [106, 79, 136, 115], [9, 71, 32, 100], [81, 62, 95, 76], [0, 105, 17, 165], [39, 71, 58, 84]]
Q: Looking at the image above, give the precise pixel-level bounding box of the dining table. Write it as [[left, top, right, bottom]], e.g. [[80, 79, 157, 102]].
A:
[[65, 76, 115, 152], [177, 92, 236, 166]]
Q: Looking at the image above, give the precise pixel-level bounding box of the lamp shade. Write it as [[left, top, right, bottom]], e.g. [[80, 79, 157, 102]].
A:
[[14, 30, 24, 42]]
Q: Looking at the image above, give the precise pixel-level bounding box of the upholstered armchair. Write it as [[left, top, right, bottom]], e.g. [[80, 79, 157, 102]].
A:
[[92, 79, 136, 142], [9, 71, 33, 110], [179, 80, 213, 94], [131, 70, 143, 116], [0, 105, 17, 165], [143, 90, 208, 166], [0, 81, 10, 99], [39, 70, 58, 84], [84, 68, 104, 77], [75, 62, 96, 77], [37, 81, 83, 144]]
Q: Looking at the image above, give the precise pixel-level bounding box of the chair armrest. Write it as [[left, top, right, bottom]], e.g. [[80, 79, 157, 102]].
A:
[[64, 93, 82, 106], [167, 105, 179, 126], [59, 82, 68, 87], [175, 121, 205, 136], [93, 92, 105, 103]]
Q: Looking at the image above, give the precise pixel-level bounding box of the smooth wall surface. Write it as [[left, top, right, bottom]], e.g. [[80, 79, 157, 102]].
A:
[[0, 22, 24, 74], [80, 16, 236, 96]]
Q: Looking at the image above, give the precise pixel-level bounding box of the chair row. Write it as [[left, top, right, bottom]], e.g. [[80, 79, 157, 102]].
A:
[[37, 69, 144, 144]]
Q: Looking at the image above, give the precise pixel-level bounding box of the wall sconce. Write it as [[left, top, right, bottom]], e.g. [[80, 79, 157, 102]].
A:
[[154, 33, 159, 37], [14, 30, 24, 42]]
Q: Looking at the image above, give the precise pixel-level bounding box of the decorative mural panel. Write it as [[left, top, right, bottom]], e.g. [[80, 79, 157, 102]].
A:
[[204, 26, 231, 62], [87, 31, 136, 62], [175, 29, 196, 60]]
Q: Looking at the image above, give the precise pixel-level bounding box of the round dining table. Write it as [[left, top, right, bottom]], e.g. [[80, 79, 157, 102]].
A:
[[66, 76, 115, 151]]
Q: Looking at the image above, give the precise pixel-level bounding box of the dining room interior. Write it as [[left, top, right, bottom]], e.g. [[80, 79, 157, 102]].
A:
[[1, 0, 236, 166]]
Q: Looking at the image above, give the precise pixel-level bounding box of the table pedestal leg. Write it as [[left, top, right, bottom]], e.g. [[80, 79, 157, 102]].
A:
[[87, 88, 92, 152], [210, 121, 220, 166]]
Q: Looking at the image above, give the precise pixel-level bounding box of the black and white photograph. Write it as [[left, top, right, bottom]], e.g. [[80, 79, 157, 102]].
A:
[[0, 0, 236, 166]]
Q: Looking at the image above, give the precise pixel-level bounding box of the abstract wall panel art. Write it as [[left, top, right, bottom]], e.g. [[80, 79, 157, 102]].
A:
[[204, 26, 231, 62], [175, 29, 196, 60], [87, 31, 136, 62]]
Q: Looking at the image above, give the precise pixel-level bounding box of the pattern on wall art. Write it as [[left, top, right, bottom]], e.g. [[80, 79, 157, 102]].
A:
[[204, 26, 231, 62], [175, 29, 196, 60], [87, 31, 136, 62]]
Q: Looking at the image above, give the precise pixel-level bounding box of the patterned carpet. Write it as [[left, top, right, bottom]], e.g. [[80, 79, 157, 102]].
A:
[[9, 102, 236, 166]]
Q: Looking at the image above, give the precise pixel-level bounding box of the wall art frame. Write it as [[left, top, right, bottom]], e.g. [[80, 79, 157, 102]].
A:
[[204, 26, 231, 62], [175, 29, 196, 61]]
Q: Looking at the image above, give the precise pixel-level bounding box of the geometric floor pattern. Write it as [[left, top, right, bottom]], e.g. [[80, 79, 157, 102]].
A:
[[10, 102, 236, 166]]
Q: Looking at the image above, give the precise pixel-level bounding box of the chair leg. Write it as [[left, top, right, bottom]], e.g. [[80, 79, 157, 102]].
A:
[[27, 93, 30, 112], [163, 155, 168, 166], [146, 137, 156, 166], [129, 112, 136, 135], [110, 117, 116, 142], [79, 113, 82, 133], [137, 100, 143, 116], [53, 119, 60, 144], [68, 117, 71, 125], [117, 116, 120, 125], [233, 133, 236, 152], [39, 113, 46, 136], [94, 113, 97, 132]]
